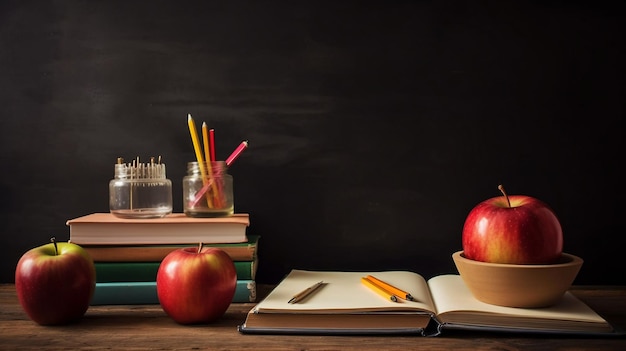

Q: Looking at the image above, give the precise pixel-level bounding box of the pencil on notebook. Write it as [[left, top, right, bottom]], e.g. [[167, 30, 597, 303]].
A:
[[365, 275, 416, 301], [361, 276, 398, 302], [288, 281, 325, 304]]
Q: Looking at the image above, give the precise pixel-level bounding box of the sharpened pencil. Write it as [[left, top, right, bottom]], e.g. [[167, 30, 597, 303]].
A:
[[361, 276, 398, 302], [288, 281, 325, 304], [366, 275, 416, 301]]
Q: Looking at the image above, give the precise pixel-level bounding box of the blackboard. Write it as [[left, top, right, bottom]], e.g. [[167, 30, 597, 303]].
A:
[[1, 1, 624, 285]]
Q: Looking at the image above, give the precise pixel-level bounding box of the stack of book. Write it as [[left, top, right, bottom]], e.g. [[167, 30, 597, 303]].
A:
[[66, 213, 259, 305]]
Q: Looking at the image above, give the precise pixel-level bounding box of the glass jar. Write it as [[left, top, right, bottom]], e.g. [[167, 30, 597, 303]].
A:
[[183, 161, 234, 217], [109, 158, 173, 218]]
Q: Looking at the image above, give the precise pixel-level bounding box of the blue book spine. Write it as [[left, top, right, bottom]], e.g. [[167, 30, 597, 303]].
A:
[[91, 280, 256, 305]]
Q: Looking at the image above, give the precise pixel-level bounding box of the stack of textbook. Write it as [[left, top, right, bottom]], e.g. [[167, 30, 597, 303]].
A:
[[66, 213, 259, 305]]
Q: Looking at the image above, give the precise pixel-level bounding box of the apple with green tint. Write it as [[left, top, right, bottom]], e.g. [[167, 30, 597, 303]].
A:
[[15, 238, 96, 325], [157, 244, 237, 324], [462, 185, 563, 264]]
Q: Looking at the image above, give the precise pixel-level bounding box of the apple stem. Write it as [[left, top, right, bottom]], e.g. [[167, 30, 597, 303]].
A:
[[498, 184, 511, 208], [197, 242, 203, 254], [50, 237, 58, 256]]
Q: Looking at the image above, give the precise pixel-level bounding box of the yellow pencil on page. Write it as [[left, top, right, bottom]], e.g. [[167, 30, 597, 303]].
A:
[[361, 277, 398, 302], [366, 275, 416, 301]]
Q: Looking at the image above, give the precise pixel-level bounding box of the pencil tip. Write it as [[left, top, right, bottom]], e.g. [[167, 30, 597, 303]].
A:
[[188, 113, 192, 120]]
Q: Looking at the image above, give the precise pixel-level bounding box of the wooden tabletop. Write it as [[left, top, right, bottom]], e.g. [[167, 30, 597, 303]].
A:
[[1, 284, 625, 350]]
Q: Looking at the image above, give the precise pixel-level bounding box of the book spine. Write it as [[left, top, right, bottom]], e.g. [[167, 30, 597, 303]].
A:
[[86, 246, 256, 262], [95, 260, 256, 282], [67, 213, 250, 245], [83, 235, 259, 262], [91, 281, 158, 306], [233, 280, 256, 303], [90, 280, 256, 305]]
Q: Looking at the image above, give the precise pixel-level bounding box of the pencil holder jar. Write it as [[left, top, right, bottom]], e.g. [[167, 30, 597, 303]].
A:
[[109, 157, 173, 219], [183, 161, 234, 217]]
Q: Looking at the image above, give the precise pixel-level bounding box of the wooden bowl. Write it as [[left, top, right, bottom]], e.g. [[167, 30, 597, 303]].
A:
[[452, 251, 583, 308]]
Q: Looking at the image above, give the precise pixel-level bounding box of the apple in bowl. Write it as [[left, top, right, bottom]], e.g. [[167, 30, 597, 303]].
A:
[[456, 185, 582, 308], [462, 185, 563, 264]]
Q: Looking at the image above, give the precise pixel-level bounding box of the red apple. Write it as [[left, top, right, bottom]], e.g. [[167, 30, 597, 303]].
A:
[[156, 244, 237, 324], [15, 237, 96, 325], [462, 185, 563, 264]]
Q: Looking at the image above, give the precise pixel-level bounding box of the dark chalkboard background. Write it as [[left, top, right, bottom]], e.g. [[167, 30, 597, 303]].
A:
[[1, 1, 624, 285]]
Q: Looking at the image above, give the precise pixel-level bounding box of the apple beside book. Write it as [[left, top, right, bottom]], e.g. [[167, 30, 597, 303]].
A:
[[462, 185, 563, 264], [15, 238, 96, 325], [156, 244, 237, 324]]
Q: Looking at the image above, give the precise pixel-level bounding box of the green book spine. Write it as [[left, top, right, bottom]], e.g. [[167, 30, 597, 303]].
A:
[[95, 259, 257, 282], [90, 280, 256, 305]]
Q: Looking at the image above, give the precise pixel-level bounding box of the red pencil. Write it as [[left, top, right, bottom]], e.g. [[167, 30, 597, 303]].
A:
[[209, 128, 216, 162], [225, 140, 248, 167]]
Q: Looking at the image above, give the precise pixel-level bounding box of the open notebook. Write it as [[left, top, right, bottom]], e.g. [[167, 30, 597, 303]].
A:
[[238, 270, 619, 336]]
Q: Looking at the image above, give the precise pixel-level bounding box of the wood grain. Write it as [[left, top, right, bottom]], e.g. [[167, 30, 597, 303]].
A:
[[1, 284, 625, 350]]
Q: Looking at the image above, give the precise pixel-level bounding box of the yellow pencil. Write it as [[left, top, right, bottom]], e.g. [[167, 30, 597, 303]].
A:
[[366, 275, 415, 301], [361, 277, 398, 302], [202, 121, 212, 164], [187, 114, 213, 208]]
